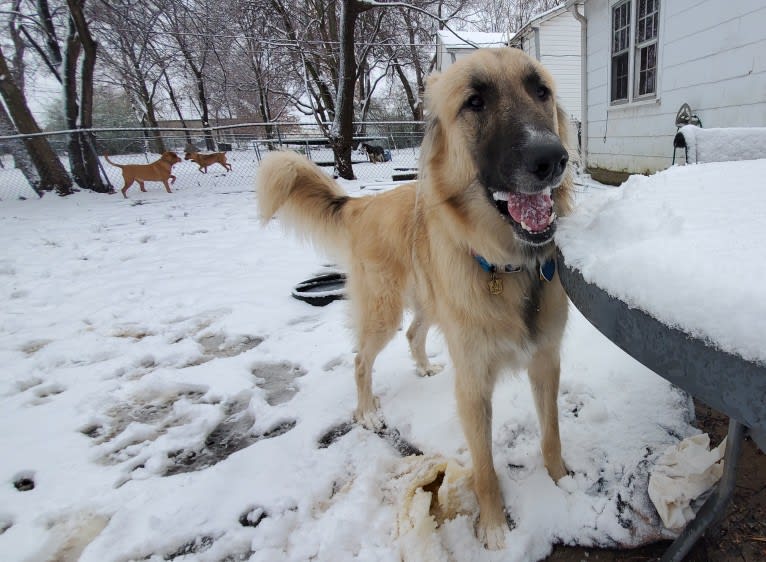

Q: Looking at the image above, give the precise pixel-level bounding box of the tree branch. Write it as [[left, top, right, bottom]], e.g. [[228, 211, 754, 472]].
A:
[[360, 0, 480, 48]]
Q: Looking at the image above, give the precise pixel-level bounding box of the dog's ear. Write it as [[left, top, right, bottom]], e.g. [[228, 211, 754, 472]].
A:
[[424, 72, 442, 115], [423, 73, 444, 140]]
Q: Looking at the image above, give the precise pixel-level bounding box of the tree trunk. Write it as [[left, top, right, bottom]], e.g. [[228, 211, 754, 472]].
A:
[[392, 58, 421, 121], [195, 72, 215, 151], [330, 0, 365, 180], [69, 0, 109, 192], [126, 47, 165, 154], [0, 46, 72, 194], [64, 20, 88, 188], [36, 0, 62, 66], [162, 69, 192, 146], [146, 105, 166, 154], [0, 102, 40, 195]]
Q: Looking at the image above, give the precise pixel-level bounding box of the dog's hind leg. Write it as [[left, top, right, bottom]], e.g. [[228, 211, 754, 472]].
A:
[[454, 356, 507, 549], [406, 308, 443, 377], [528, 346, 567, 481], [138, 180, 147, 193]]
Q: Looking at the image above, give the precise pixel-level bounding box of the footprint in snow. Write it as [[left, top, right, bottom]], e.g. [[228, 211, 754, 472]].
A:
[[252, 361, 307, 406]]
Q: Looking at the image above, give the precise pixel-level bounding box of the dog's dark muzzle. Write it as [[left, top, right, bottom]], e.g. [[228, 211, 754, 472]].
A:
[[524, 137, 569, 185], [478, 127, 568, 194]]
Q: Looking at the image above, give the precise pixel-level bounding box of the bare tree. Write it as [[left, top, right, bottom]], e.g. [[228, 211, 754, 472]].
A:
[[18, 0, 108, 191], [94, 0, 167, 153], [227, 0, 296, 138], [0, 44, 73, 194], [67, 0, 109, 191], [473, 0, 561, 33], [0, 1, 43, 189], [154, 0, 218, 150]]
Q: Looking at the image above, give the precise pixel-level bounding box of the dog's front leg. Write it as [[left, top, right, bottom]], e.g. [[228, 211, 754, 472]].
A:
[[528, 346, 567, 481], [455, 362, 506, 549]]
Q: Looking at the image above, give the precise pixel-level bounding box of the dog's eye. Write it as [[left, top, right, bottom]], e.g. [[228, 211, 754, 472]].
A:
[[465, 94, 485, 111], [536, 85, 551, 102]]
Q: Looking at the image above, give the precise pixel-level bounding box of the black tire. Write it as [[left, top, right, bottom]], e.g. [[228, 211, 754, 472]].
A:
[[292, 272, 347, 306]]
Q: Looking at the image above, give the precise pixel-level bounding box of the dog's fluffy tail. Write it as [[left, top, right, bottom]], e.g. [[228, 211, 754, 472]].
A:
[[256, 151, 353, 262], [103, 153, 123, 168]]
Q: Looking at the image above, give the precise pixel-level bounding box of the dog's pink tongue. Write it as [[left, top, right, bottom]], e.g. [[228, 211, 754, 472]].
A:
[[507, 192, 553, 232]]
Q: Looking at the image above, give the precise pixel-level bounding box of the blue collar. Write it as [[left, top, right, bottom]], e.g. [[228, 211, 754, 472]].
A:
[[473, 254, 556, 282]]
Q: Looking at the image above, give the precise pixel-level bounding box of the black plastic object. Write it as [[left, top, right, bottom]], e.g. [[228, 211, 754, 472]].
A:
[[292, 272, 346, 306]]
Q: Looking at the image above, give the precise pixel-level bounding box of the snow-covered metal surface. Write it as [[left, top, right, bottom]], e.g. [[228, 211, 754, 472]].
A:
[[557, 159, 766, 365]]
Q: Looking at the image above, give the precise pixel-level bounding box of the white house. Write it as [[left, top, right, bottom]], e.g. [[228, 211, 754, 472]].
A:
[[509, 4, 583, 123], [567, 0, 766, 182], [435, 31, 509, 72]]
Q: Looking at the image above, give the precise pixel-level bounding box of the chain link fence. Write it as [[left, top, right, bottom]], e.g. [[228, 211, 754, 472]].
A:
[[0, 121, 426, 201]]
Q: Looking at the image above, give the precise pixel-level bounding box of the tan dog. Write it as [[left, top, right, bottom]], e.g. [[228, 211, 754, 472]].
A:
[[104, 151, 181, 198], [257, 48, 573, 549], [184, 151, 232, 173]]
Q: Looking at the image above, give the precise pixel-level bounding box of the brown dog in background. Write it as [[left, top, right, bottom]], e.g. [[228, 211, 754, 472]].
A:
[[184, 151, 232, 174], [257, 48, 573, 549], [104, 151, 181, 198]]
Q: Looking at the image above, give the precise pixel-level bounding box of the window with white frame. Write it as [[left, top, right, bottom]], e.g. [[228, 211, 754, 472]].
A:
[[610, 0, 659, 103]]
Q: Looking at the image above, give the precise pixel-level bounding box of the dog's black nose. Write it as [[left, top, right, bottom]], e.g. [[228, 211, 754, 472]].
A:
[[525, 141, 569, 182]]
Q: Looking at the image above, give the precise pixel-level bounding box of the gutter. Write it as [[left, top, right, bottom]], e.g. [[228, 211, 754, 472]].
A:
[[566, 1, 588, 171]]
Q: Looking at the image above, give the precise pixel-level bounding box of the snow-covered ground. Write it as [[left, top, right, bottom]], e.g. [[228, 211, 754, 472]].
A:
[[0, 146, 421, 202], [0, 162, 700, 561]]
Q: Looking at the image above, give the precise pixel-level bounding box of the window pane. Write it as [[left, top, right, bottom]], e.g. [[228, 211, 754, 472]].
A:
[[637, 0, 659, 42], [637, 44, 657, 95], [612, 2, 631, 53], [612, 52, 629, 100]]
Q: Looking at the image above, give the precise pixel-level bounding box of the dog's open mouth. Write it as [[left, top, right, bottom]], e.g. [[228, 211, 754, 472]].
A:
[[492, 189, 557, 245]]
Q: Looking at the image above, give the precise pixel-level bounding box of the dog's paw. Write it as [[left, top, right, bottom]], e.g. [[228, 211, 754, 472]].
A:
[[353, 407, 385, 431], [477, 518, 507, 550], [417, 363, 444, 377], [546, 460, 568, 483]]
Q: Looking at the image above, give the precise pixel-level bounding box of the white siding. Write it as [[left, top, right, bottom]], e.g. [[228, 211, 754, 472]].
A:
[[584, 0, 766, 175], [539, 13, 583, 121], [510, 10, 583, 122], [524, 33, 538, 60]]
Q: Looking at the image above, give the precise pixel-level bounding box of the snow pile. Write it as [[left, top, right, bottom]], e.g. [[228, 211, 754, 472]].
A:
[[557, 159, 766, 365], [0, 167, 697, 561], [675, 125, 766, 164]]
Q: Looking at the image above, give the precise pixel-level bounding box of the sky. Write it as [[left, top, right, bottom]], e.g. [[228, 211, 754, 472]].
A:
[[1, 152, 747, 561]]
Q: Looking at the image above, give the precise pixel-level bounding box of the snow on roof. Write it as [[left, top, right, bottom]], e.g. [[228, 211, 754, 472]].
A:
[[511, 3, 570, 40], [437, 30, 510, 48]]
